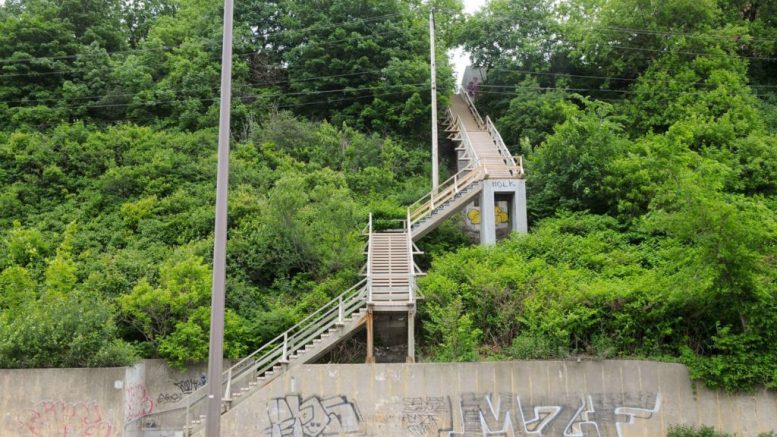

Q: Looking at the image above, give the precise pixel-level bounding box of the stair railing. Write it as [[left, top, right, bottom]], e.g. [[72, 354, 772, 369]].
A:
[[407, 165, 483, 228], [132, 278, 369, 435], [366, 213, 373, 304], [461, 91, 485, 129], [485, 115, 525, 178], [405, 209, 415, 304], [458, 118, 486, 177]]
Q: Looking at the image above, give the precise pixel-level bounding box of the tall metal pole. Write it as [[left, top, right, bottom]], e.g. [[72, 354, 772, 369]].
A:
[[206, 0, 233, 435], [429, 8, 439, 193]]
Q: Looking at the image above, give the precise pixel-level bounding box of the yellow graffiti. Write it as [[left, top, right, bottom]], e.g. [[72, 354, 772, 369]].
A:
[[467, 206, 509, 225]]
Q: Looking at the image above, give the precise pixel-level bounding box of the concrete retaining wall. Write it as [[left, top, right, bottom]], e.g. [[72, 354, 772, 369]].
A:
[[1, 360, 775, 436], [217, 360, 776, 437], [0, 359, 210, 437]]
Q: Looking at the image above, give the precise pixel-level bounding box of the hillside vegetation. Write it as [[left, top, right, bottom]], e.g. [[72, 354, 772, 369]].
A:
[[0, 0, 775, 392]]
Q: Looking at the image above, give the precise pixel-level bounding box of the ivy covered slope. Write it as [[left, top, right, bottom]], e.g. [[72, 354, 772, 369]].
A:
[[421, 0, 777, 392], [0, 0, 776, 394]]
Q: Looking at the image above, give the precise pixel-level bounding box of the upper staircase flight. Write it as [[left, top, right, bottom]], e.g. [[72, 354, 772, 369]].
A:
[[409, 92, 525, 241]]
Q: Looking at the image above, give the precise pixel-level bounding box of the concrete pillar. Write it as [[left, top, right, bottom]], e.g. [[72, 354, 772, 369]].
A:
[[406, 310, 415, 363], [480, 181, 496, 245], [510, 179, 528, 234], [366, 311, 375, 364]]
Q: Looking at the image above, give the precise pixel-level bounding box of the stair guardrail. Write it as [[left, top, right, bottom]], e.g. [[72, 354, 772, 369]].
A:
[[132, 277, 369, 435], [367, 213, 373, 303], [461, 91, 485, 129], [408, 165, 484, 228], [485, 115, 525, 178], [405, 209, 415, 304]]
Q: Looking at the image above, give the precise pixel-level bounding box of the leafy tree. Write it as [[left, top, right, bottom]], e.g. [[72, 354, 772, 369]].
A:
[[272, 0, 454, 138], [527, 101, 629, 219]]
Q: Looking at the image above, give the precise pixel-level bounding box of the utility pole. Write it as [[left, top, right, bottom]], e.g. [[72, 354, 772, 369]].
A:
[[206, 0, 233, 435], [429, 8, 439, 193]]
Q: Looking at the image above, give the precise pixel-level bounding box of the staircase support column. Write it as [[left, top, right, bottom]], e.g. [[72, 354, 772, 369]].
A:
[[407, 309, 416, 363], [366, 310, 375, 364], [480, 181, 496, 245], [510, 180, 528, 234]]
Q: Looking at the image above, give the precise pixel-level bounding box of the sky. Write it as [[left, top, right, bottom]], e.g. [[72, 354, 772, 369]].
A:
[[451, 0, 487, 87]]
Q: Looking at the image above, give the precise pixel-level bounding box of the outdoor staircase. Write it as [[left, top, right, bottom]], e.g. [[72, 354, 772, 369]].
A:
[[408, 92, 524, 240], [131, 92, 523, 436], [366, 215, 423, 311]]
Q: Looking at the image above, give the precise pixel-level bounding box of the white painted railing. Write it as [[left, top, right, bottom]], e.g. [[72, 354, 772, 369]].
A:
[[132, 278, 369, 435], [461, 90, 485, 129], [485, 115, 524, 177], [405, 209, 415, 304], [366, 213, 373, 304], [407, 164, 484, 228]]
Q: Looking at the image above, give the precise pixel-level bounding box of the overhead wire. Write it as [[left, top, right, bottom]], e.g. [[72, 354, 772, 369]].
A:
[[481, 67, 777, 89], [0, 69, 420, 106], [476, 83, 766, 97], [4, 83, 430, 112], [0, 27, 413, 81]]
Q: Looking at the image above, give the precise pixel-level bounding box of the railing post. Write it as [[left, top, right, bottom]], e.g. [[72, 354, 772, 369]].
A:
[[281, 332, 288, 363], [338, 295, 344, 326], [454, 174, 459, 193], [224, 368, 232, 400], [185, 401, 191, 433]]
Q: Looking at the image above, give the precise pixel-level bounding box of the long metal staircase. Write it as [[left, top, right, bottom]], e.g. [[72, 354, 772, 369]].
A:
[[409, 92, 524, 240], [130, 92, 523, 436]]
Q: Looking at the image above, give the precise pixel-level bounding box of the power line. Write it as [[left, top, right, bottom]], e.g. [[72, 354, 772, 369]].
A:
[[484, 66, 777, 89], [596, 25, 777, 45], [0, 28, 412, 81], [0, 75, 425, 106], [606, 44, 777, 62], [475, 83, 766, 98], [30, 88, 429, 126], [477, 89, 624, 103], [2, 83, 429, 112]]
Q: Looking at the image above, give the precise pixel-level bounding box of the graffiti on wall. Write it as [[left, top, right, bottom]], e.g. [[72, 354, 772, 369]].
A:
[[266, 394, 362, 437], [466, 205, 509, 226], [156, 374, 207, 406], [16, 400, 115, 437], [173, 374, 207, 394], [400, 392, 660, 437], [125, 384, 154, 421], [402, 397, 453, 437]]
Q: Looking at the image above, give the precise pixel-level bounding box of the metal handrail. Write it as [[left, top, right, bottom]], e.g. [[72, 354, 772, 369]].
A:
[[405, 209, 415, 303], [485, 115, 516, 167], [367, 213, 373, 303], [408, 165, 472, 213], [136, 258, 371, 435], [458, 117, 482, 168], [484, 115, 526, 178], [408, 165, 483, 227], [461, 91, 485, 129]]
